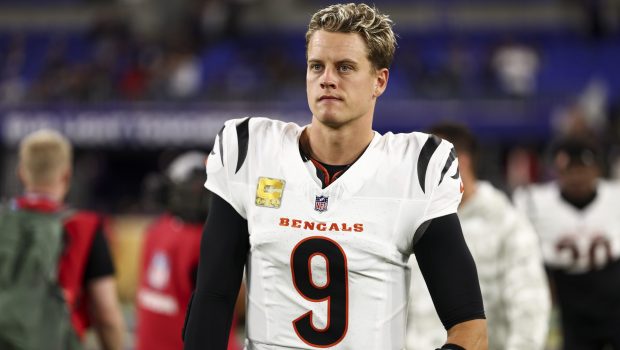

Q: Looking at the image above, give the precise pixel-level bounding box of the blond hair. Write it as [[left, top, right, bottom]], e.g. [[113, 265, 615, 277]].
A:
[[306, 3, 397, 70], [19, 129, 72, 187]]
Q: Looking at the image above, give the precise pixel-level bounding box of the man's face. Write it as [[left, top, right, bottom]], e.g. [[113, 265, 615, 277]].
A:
[[555, 151, 599, 200], [306, 30, 388, 128]]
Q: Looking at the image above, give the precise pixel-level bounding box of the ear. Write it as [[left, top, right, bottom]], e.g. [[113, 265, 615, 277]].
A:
[[54, 166, 72, 201], [62, 166, 72, 185], [373, 68, 389, 98]]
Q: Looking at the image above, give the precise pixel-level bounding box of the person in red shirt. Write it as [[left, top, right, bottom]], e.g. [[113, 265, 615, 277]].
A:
[[136, 152, 243, 350], [16, 129, 125, 350]]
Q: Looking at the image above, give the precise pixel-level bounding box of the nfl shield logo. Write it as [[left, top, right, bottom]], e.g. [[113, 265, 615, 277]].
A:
[[147, 251, 170, 290], [314, 195, 329, 212]]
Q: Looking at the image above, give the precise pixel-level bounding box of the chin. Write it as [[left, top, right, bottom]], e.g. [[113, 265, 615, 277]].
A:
[[315, 113, 348, 128], [565, 188, 592, 200]]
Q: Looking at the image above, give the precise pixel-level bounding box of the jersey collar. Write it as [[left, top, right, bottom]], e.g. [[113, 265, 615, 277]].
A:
[[286, 125, 381, 195], [14, 193, 63, 213]]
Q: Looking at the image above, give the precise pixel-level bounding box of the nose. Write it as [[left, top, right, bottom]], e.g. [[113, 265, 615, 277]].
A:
[[320, 68, 337, 89], [320, 80, 336, 89]]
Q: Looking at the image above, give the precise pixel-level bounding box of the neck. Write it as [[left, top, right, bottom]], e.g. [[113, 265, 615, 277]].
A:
[[24, 186, 65, 203], [303, 119, 374, 165], [560, 188, 597, 210]]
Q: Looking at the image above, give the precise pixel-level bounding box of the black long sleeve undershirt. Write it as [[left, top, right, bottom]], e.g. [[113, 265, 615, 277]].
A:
[[414, 213, 486, 329], [183, 196, 484, 348], [183, 194, 249, 350]]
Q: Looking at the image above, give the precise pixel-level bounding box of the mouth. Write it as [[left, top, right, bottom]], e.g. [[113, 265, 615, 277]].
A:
[[318, 95, 342, 102]]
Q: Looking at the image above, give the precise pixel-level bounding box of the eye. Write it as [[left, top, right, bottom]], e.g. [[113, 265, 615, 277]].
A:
[[309, 63, 323, 72], [338, 64, 353, 73]]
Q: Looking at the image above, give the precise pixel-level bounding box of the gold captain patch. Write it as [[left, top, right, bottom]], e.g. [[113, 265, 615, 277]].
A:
[[255, 177, 286, 209]]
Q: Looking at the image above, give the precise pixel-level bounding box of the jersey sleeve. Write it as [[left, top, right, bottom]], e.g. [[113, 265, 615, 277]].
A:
[[418, 140, 463, 226], [83, 226, 115, 282], [205, 118, 251, 219]]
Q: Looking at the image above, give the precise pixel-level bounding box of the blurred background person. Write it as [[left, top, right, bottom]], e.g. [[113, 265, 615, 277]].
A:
[[407, 123, 550, 350], [514, 136, 620, 350], [135, 152, 243, 350], [12, 129, 125, 350]]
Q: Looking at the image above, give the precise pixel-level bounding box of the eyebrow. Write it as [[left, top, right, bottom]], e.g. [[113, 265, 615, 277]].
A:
[[307, 59, 359, 66]]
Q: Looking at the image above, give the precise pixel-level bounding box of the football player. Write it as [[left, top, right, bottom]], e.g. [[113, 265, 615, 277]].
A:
[[183, 3, 487, 350], [407, 123, 550, 350], [514, 136, 620, 350]]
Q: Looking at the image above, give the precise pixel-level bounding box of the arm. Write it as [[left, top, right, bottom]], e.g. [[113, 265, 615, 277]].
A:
[[235, 281, 247, 323], [407, 259, 451, 350], [183, 193, 249, 350], [414, 214, 487, 350], [83, 227, 125, 350], [87, 277, 125, 350], [445, 320, 487, 350]]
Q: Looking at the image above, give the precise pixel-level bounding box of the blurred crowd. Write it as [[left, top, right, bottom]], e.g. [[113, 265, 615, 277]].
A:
[[0, 28, 613, 104], [0, 0, 619, 104]]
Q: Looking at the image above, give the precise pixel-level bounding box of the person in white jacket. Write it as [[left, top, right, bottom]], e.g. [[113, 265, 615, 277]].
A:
[[407, 123, 551, 350]]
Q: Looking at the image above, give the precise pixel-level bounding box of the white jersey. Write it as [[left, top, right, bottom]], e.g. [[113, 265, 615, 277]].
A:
[[205, 117, 462, 350], [407, 182, 550, 350], [513, 181, 620, 273]]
